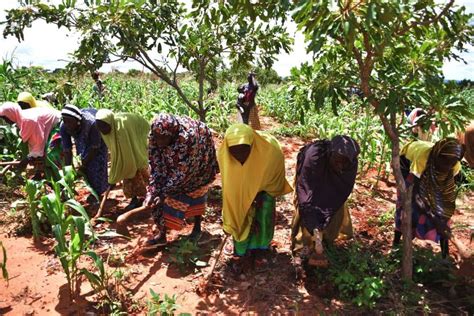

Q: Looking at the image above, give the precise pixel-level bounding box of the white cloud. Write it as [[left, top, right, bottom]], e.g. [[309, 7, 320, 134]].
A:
[[0, 1, 473, 79]]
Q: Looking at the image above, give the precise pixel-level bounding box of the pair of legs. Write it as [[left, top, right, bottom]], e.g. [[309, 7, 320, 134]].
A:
[[148, 215, 202, 247], [122, 167, 149, 211], [291, 202, 353, 267], [146, 186, 209, 247], [228, 192, 276, 274]]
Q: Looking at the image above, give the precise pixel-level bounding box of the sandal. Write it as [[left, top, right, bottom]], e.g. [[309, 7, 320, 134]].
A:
[[144, 232, 167, 248], [308, 252, 329, 268]]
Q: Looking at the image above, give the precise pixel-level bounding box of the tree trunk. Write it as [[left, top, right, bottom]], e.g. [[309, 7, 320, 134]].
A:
[[198, 109, 207, 123], [197, 58, 207, 123], [378, 114, 413, 280]]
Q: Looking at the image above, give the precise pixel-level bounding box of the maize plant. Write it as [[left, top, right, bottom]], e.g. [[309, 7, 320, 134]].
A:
[[41, 180, 95, 298]]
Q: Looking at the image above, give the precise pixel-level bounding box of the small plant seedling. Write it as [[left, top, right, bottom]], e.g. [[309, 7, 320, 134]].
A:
[[147, 289, 180, 316]]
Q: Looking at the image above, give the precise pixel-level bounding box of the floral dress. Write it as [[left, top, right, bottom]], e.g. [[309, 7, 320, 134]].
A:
[[147, 114, 219, 231]]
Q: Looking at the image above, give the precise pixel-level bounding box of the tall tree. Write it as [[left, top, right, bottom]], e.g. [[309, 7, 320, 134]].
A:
[[2, 0, 292, 121], [290, 0, 473, 279]]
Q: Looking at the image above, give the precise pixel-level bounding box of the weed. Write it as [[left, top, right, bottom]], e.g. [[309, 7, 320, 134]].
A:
[[81, 250, 132, 314], [168, 239, 205, 271], [324, 242, 398, 309], [147, 289, 179, 316]]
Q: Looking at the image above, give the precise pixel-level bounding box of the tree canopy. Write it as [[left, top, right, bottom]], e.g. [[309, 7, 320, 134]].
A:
[[3, 0, 293, 120]]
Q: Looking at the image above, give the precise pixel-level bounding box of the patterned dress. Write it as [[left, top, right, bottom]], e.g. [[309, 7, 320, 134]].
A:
[[147, 114, 219, 231], [60, 108, 109, 195]]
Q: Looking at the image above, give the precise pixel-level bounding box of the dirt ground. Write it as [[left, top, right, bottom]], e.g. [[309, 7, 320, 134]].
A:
[[0, 117, 473, 315]]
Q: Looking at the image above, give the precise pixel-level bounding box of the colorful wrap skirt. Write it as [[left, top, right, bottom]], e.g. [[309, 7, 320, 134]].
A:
[[233, 191, 276, 257], [152, 185, 209, 231]]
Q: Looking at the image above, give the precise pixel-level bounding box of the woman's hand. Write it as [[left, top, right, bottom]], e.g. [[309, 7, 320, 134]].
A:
[[144, 193, 157, 207]]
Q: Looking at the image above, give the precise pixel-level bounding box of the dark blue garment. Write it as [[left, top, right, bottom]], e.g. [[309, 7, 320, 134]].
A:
[[60, 108, 108, 195]]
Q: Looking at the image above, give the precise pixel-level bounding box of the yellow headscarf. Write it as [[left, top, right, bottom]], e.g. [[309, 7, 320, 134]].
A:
[[96, 109, 150, 184], [17, 92, 51, 108], [218, 124, 292, 242]]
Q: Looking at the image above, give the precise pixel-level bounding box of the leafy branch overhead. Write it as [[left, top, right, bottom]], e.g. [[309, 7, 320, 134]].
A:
[[290, 1, 473, 122], [2, 0, 293, 120]]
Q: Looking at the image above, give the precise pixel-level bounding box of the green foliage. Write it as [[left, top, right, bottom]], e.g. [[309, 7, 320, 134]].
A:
[[0, 58, 52, 101], [0, 122, 28, 162], [25, 179, 46, 239], [81, 251, 128, 314], [168, 239, 204, 270], [41, 179, 95, 297], [289, 0, 474, 131], [0, 240, 8, 283], [3, 0, 292, 120], [147, 289, 179, 316], [326, 242, 397, 309]]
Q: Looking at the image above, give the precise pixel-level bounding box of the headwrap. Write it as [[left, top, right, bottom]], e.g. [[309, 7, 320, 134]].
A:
[[147, 114, 218, 200], [96, 109, 150, 184], [407, 108, 425, 126], [0, 102, 60, 157], [218, 124, 292, 242], [225, 123, 255, 146], [330, 135, 360, 162], [17, 91, 51, 108], [151, 113, 180, 137], [418, 138, 463, 226], [295, 135, 360, 232], [61, 104, 82, 121]]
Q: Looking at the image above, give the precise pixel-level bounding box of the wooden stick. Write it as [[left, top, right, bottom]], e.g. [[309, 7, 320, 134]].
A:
[[93, 187, 111, 219], [116, 205, 150, 225], [204, 235, 229, 286], [0, 165, 12, 176], [0, 161, 20, 166]]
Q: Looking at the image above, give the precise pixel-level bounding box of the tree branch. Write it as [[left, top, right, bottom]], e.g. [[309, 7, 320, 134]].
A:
[[396, 0, 455, 36]]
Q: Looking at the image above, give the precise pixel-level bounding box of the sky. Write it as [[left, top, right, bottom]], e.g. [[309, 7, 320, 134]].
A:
[[0, 0, 472, 79]]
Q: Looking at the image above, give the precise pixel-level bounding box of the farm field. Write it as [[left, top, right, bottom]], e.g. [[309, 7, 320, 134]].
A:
[[1, 0, 474, 314], [0, 71, 473, 314]]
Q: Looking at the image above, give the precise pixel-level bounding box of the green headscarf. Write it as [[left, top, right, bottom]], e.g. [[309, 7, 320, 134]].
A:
[[96, 109, 150, 184]]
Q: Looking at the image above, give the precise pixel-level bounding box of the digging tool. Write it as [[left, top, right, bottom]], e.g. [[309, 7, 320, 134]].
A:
[[0, 165, 12, 176], [92, 187, 111, 221], [200, 234, 229, 292]]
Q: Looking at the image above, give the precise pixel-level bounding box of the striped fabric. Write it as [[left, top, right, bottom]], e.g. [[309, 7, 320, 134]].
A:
[[61, 104, 82, 121], [162, 185, 209, 230]]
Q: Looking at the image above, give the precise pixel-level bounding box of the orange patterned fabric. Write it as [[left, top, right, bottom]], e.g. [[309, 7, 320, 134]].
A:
[[159, 184, 210, 230]]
